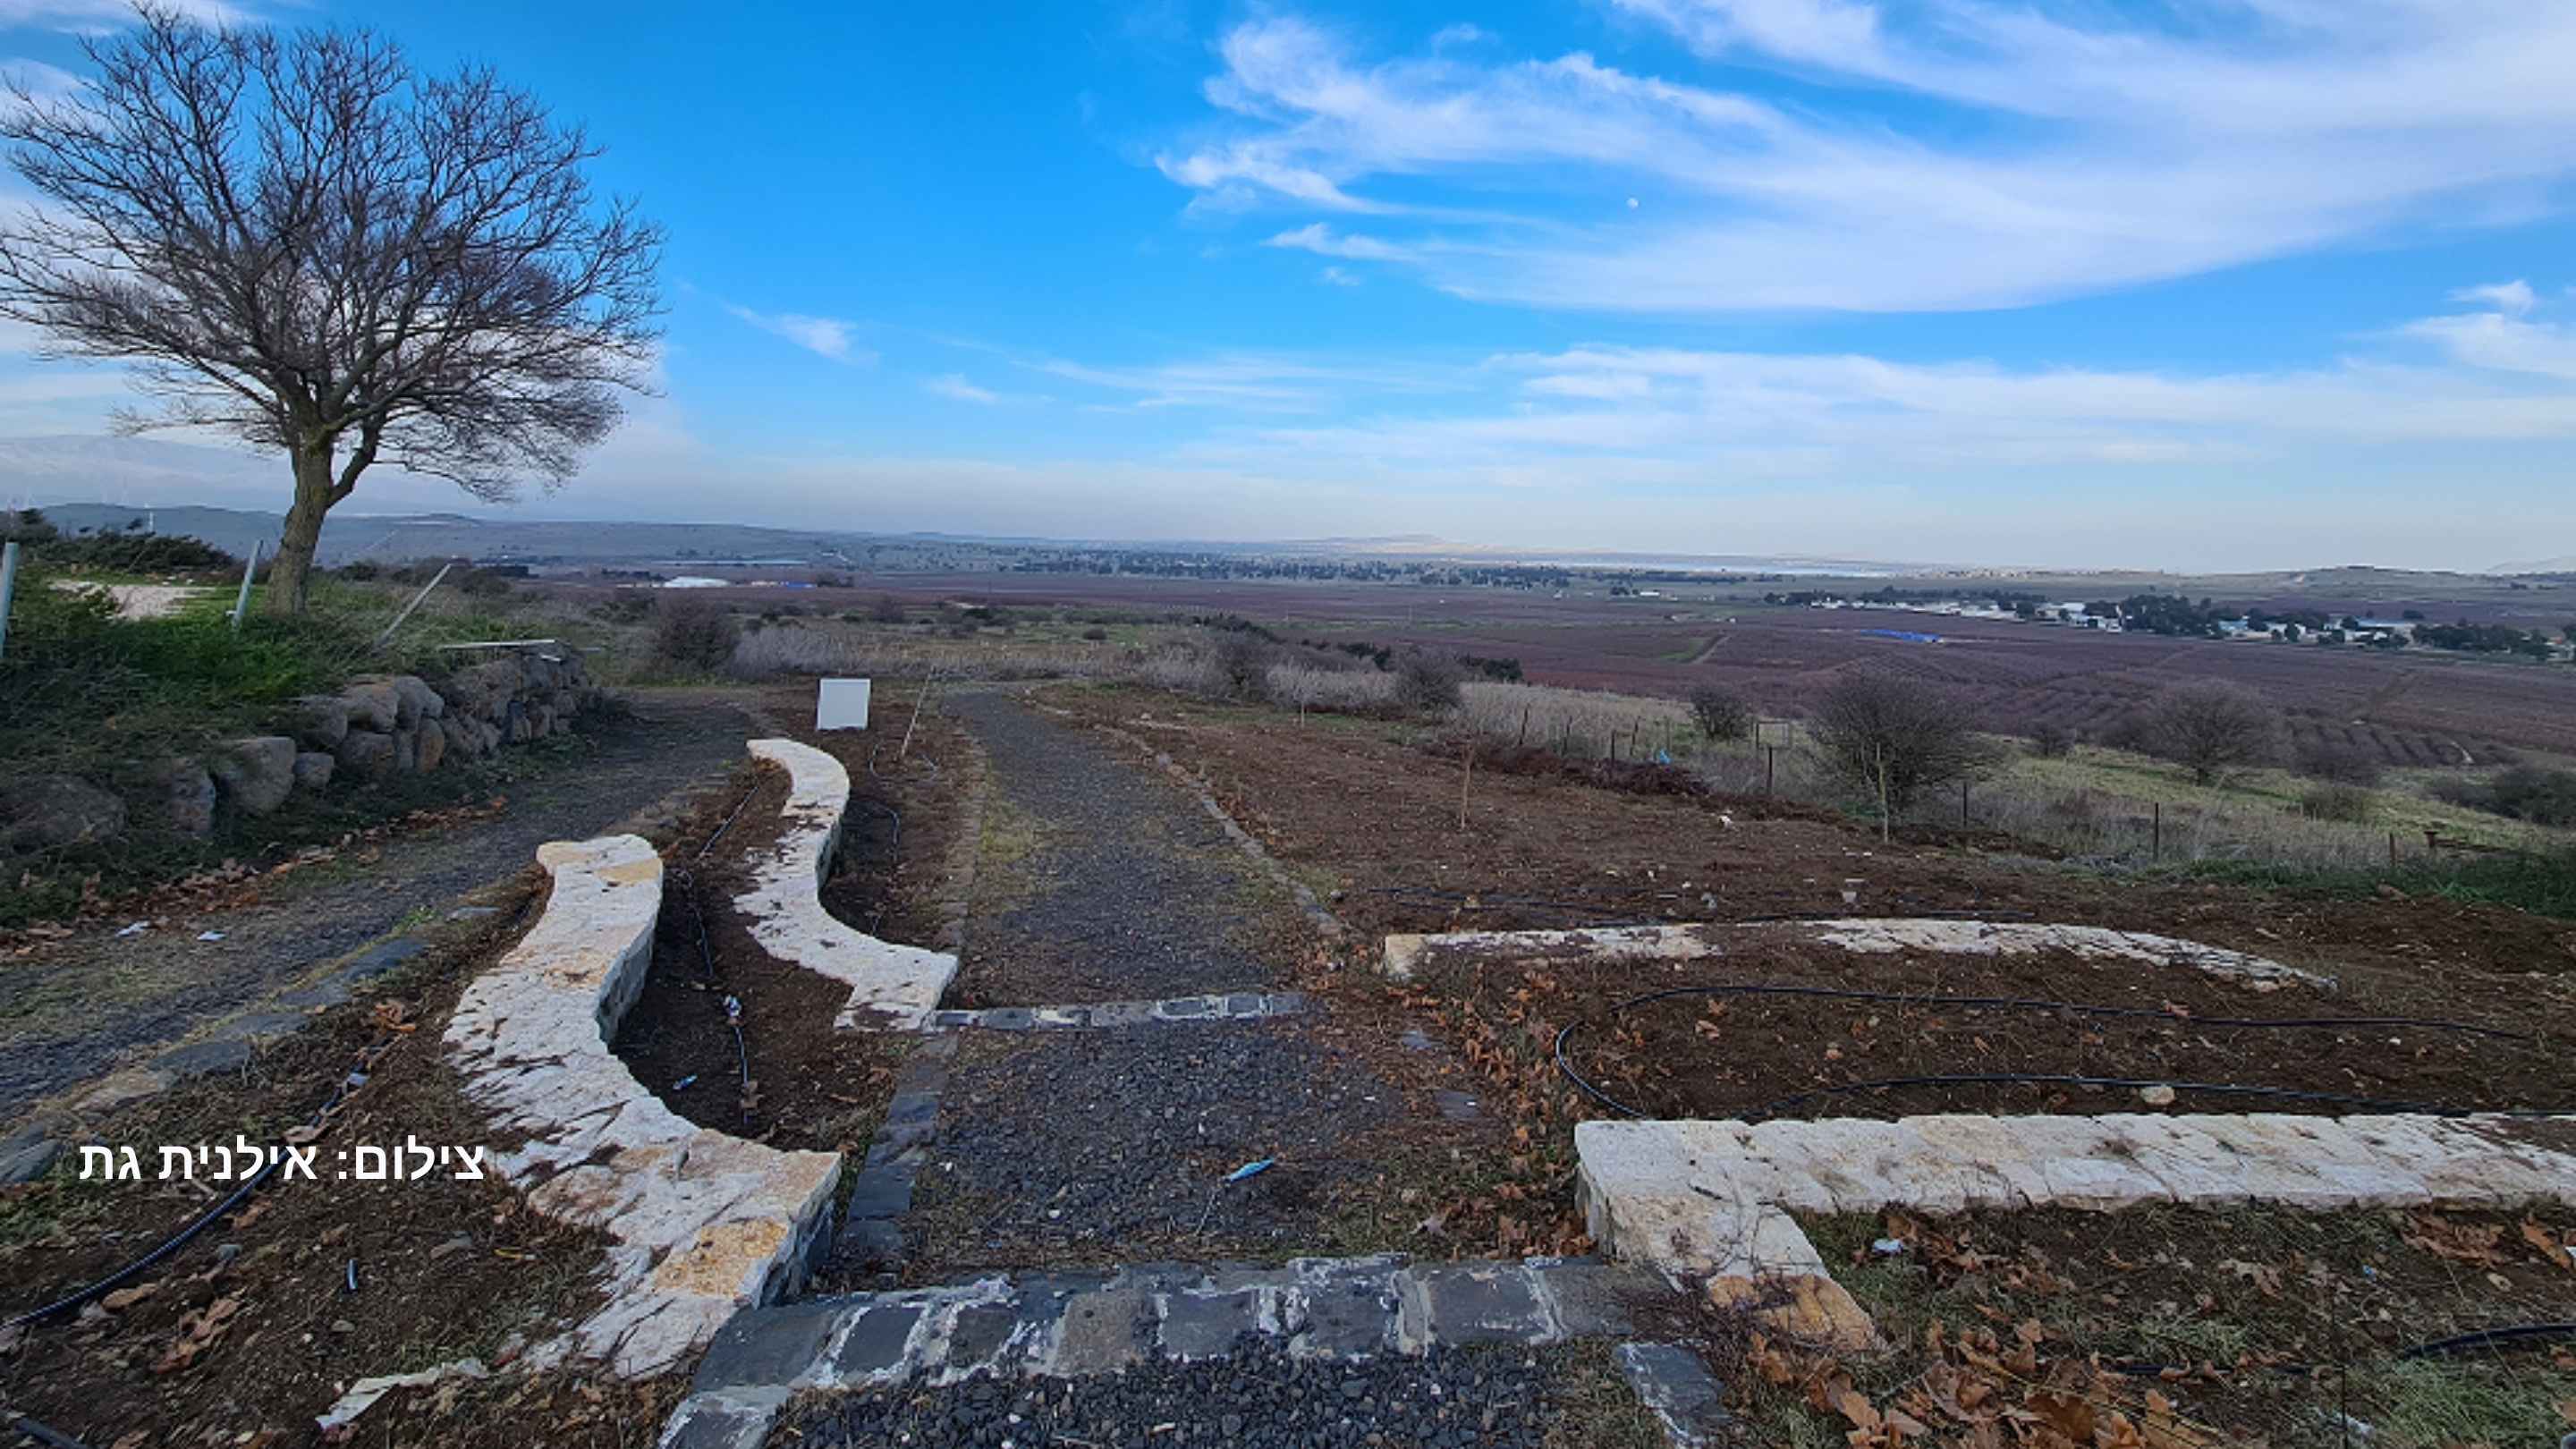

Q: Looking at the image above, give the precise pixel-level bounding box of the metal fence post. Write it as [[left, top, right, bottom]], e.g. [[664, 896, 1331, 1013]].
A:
[[230, 539, 260, 631], [0, 540, 19, 662]]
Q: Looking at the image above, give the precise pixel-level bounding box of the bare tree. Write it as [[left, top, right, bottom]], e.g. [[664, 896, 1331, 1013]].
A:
[[2133, 682, 2283, 786], [0, 6, 659, 613], [1686, 683, 1753, 742], [1808, 671, 1994, 826]]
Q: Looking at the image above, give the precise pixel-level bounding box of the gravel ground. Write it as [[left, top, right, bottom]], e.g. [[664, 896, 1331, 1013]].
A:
[[0, 690, 757, 1120], [910, 1019, 1398, 1271], [944, 691, 1301, 1004], [781, 1337, 1576, 1448]]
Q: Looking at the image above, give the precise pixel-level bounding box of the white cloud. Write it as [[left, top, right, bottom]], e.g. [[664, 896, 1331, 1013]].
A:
[[2399, 309, 2576, 382], [0, 0, 251, 30], [1155, 9, 2576, 313], [925, 373, 1000, 403], [1265, 224, 1418, 262], [2452, 279, 2538, 316], [0, 57, 81, 98], [724, 303, 874, 363], [1318, 266, 1360, 286]]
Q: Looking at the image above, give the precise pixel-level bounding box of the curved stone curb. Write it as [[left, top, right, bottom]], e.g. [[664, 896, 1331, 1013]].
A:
[[1575, 1109, 2576, 1351], [445, 835, 842, 1377], [741, 740, 959, 1030], [1381, 919, 2330, 990]]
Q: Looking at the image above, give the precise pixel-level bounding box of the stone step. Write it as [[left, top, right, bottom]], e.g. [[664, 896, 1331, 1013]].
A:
[[661, 1254, 1675, 1448]]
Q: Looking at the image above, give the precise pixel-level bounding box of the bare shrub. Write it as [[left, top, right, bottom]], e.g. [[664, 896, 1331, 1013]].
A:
[[870, 593, 905, 623], [2292, 737, 2385, 786], [1211, 632, 1278, 698], [1687, 685, 1753, 742], [1393, 650, 1465, 714], [1265, 663, 1399, 716], [1133, 646, 1224, 696], [2438, 766, 2576, 828], [1457, 682, 1693, 757], [2131, 682, 2284, 786], [653, 595, 738, 672], [1808, 670, 1994, 815], [2029, 722, 2076, 758]]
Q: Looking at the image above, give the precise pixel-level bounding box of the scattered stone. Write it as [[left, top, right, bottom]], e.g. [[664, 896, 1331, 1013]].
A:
[[155, 758, 216, 837], [2139, 1083, 2179, 1106], [336, 729, 395, 778], [415, 721, 447, 771], [208, 735, 298, 816], [292, 750, 335, 792], [0, 774, 125, 853], [0, 1125, 60, 1185], [338, 678, 401, 733], [284, 694, 350, 750]]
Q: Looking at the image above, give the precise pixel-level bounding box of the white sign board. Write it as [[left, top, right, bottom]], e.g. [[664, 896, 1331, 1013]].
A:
[[816, 677, 872, 732]]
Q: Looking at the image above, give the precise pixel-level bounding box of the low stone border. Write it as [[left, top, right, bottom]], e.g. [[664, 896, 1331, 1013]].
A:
[[445, 835, 843, 1376], [823, 1034, 958, 1279], [924, 989, 1307, 1032], [660, 1253, 1665, 1448], [1575, 1110, 2576, 1351], [741, 739, 960, 1030], [1381, 919, 2332, 990]]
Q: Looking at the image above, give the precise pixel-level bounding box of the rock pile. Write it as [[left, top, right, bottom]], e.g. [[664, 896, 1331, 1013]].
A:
[[0, 647, 598, 853]]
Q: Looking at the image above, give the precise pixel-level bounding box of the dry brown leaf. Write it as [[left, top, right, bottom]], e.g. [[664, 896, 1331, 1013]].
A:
[[2521, 1219, 2572, 1272], [99, 1284, 157, 1311]]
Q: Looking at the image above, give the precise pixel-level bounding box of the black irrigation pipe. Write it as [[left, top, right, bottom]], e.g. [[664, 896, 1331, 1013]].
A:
[[7, 1415, 90, 1449], [1551, 981, 2555, 1123], [2397, 1323, 2576, 1359], [3, 1034, 392, 1333], [674, 775, 767, 1129]]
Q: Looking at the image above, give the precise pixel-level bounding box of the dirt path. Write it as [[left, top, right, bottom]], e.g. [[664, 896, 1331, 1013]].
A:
[[0, 689, 759, 1123], [945, 691, 1302, 1005], [891, 692, 1442, 1275]]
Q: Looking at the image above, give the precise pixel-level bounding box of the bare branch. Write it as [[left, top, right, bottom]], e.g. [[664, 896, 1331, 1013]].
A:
[[0, 2, 660, 609]]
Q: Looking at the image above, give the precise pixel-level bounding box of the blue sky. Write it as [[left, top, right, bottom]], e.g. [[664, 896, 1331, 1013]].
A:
[[3, 0, 2574, 570]]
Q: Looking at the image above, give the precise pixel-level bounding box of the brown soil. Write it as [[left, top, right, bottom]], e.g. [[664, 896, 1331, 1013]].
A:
[[1038, 684, 2576, 997], [610, 767, 902, 1154], [0, 892, 619, 1445], [1729, 1203, 2576, 1446], [608, 688, 968, 1152], [1520, 935, 2576, 1123]]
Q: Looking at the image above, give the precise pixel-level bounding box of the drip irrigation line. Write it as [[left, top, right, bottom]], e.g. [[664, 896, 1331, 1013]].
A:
[[1550, 981, 2552, 1123], [696, 777, 763, 861], [846, 798, 902, 862], [4, 1034, 394, 1333], [7, 1415, 91, 1449], [2087, 1320, 2576, 1382], [2396, 1323, 2576, 1359]]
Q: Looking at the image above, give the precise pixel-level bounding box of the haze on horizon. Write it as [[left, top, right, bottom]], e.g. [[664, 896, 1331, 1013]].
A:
[[1, 0, 2572, 574]]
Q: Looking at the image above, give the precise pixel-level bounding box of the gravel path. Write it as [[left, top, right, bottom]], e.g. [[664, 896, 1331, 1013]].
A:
[[945, 691, 1299, 1004], [0, 690, 756, 1122], [909, 1019, 1396, 1271], [781, 1337, 1575, 1449]]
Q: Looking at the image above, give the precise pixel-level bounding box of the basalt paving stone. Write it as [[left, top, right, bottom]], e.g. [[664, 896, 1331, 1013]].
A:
[[944, 692, 1302, 1004], [904, 1019, 1399, 1273], [778, 1336, 1584, 1449]]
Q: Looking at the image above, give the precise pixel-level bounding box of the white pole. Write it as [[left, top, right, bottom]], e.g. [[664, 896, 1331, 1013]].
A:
[[375, 561, 454, 649], [230, 539, 261, 631], [0, 540, 20, 662]]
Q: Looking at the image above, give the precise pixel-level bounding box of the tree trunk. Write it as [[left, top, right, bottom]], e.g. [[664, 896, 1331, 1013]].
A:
[[266, 443, 335, 615]]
